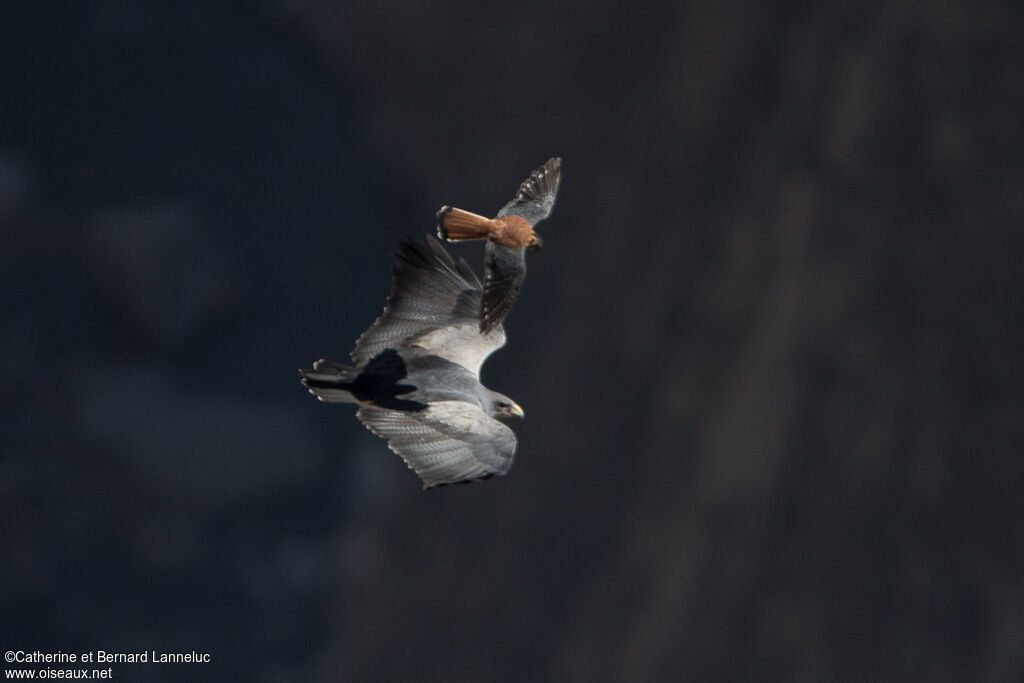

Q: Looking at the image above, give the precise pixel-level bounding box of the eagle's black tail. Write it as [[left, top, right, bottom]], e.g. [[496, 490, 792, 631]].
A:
[[299, 359, 360, 403]]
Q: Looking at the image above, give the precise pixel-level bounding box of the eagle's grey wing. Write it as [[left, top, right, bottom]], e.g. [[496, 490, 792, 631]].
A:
[[357, 401, 517, 489], [352, 236, 505, 376], [496, 157, 562, 226], [481, 241, 526, 334]]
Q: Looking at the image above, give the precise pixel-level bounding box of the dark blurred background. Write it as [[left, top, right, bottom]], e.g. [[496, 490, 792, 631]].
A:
[[2, 1, 1022, 681]]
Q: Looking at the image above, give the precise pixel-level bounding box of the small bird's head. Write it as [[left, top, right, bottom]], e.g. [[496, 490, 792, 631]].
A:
[[491, 393, 525, 420], [527, 231, 543, 251]]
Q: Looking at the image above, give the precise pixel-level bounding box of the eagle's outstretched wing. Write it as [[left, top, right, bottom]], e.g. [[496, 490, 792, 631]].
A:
[[357, 401, 516, 489], [352, 236, 505, 377]]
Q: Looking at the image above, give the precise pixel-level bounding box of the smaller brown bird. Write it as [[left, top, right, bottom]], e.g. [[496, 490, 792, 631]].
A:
[[437, 157, 562, 333]]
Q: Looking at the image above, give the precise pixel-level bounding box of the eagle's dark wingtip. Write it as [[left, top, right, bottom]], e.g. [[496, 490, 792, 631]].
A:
[[478, 315, 501, 335]]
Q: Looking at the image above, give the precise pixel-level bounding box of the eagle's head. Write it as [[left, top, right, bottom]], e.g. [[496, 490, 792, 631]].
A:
[[490, 392, 525, 420]]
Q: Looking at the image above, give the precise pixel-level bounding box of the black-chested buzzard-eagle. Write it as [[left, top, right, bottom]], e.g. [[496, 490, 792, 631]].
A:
[[299, 236, 523, 489]]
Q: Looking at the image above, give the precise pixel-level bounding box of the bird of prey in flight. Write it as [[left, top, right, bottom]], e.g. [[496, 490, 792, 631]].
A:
[[436, 157, 562, 333], [300, 236, 523, 489]]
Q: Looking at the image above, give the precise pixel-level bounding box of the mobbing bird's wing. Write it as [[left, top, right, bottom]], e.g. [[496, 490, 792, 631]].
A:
[[496, 157, 562, 226], [480, 241, 526, 334], [357, 401, 517, 489]]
